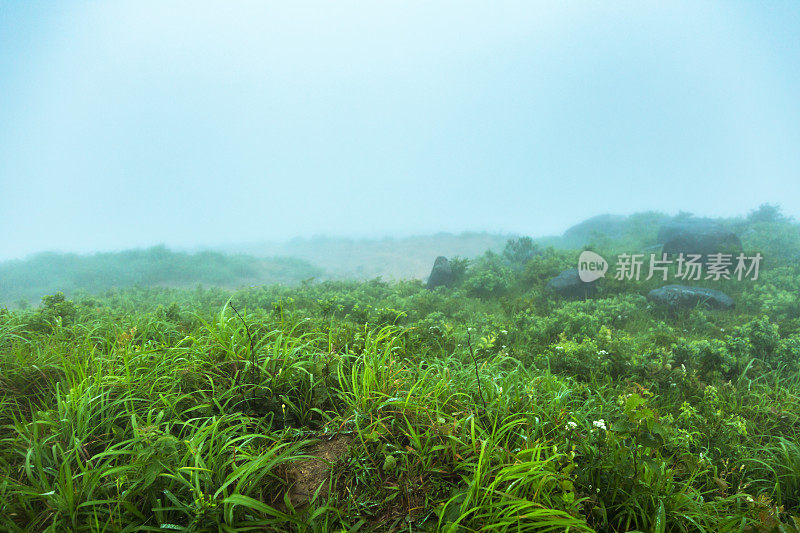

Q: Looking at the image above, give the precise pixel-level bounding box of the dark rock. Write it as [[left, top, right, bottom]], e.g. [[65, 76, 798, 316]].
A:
[[426, 256, 454, 290], [563, 214, 628, 246], [647, 284, 734, 310], [657, 217, 742, 258], [656, 218, 720, 244], [546, 268, 597, 299], [661, 228, 742, 258]]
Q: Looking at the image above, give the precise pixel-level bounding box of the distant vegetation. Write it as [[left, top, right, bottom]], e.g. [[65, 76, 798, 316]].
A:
[[217, 232, 513, 280], [4, 207, 798, 308], [0, 234, 513, 307], [0, 246, 321, 306]]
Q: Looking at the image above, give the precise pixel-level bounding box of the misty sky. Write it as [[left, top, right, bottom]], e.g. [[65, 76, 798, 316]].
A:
[[2, 1, 799, 261]]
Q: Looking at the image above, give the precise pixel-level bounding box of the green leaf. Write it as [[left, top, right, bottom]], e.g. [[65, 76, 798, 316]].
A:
[[654, 500, 666, 533]]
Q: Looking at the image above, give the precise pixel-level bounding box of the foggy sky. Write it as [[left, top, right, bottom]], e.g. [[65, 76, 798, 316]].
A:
[[2, 1, 799, 261]]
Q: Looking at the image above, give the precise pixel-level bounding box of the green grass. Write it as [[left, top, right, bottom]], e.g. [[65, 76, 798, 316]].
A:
[[2, 216, 800, 531]]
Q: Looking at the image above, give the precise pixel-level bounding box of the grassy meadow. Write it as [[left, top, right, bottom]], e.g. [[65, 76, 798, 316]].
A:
[[1, 209, 800, 531]]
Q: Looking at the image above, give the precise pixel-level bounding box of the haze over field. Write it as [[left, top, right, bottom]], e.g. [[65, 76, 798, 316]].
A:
[[2, 1, 800, 262], [6, 5, 800, 529]]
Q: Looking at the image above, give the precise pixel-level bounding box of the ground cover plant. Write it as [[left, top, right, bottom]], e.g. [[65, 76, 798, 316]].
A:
[[1, 210, 800, 532]]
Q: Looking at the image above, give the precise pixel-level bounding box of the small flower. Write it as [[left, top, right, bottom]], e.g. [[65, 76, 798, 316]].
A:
[[592, 419, 607, 431], [565, 421, 578, 431], [501, 330, 508, 334], [555, 345, 564, 351]]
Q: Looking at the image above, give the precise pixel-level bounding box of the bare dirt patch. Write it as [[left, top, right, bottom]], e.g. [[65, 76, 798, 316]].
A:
[[287, 433, 353, 507]]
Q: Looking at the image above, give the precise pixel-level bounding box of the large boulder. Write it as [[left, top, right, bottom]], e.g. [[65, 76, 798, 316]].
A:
[[661, 228, 742, 258], [562, 214, 628, 247], [647, 284, 734, 310], [546, 268, 597, 299], [656, 218, 720, 244], [426, 256, 454, 290], [657, 218, 741, 258]]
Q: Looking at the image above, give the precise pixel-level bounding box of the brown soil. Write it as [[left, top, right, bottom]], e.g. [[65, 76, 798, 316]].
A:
[[287, 433, 353, 507]]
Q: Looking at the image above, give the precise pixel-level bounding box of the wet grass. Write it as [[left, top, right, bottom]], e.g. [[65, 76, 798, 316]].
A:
[[1, 284, 799, 532]]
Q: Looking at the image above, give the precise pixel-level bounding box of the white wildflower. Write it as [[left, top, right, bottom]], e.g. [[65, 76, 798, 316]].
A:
[[592, 419, 607, 431], [565, 421, 578, 431]]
